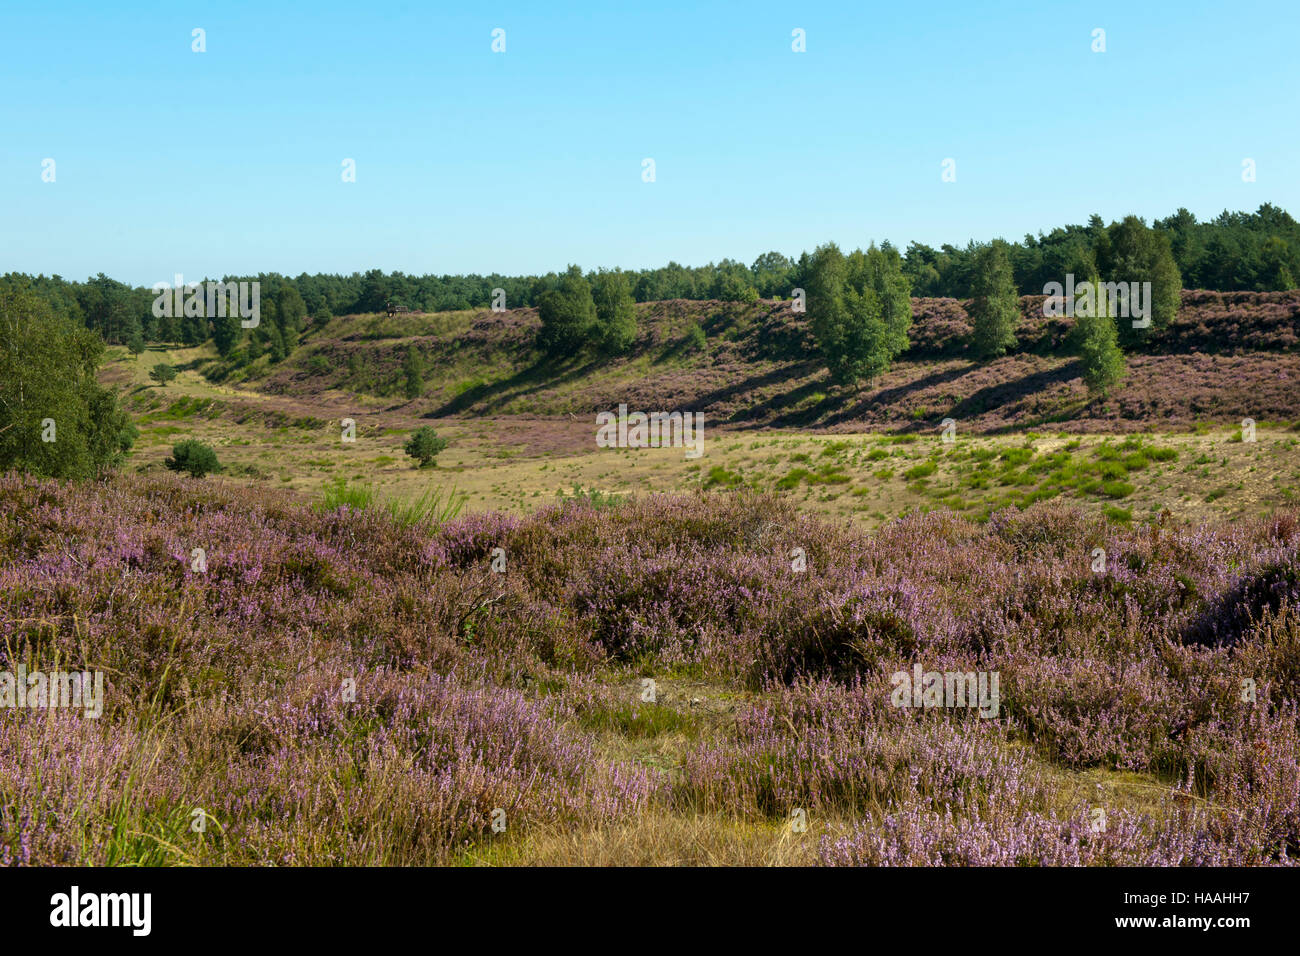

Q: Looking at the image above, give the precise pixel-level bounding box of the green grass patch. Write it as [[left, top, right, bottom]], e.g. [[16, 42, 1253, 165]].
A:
[[1101, 480, 1135, 499]]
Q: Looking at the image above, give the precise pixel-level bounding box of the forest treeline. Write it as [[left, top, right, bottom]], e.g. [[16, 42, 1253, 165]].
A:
[[4, 205, 1297, 354]]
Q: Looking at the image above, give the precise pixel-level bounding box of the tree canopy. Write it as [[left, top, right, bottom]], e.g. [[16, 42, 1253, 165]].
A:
[[0, 284, 135, 478], [806, 242, 913, 387]]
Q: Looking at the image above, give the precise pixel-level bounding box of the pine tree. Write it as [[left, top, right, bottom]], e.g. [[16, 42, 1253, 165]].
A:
[[277, 286, 306, 355], [1102, 216, 1182, 346], [404, 426, 448, 467], [212, 312, 241, 357]]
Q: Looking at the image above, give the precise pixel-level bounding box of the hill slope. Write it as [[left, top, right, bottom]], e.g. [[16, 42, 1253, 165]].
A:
[[247, 290, 1300, 435]]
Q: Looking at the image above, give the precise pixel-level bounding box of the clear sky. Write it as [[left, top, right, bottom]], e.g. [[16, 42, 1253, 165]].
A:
[[2, 0, 1296, 286]]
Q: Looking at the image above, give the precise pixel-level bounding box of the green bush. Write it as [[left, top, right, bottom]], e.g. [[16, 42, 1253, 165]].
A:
[[150, 363, 177, 386], [165, 439, 221, 478], [684, 323, 707, 352], [776, 468, 810, 490], [1100, 480, 1134, 499], [703, 466, 742, 489], [404, 426, 449, 467]]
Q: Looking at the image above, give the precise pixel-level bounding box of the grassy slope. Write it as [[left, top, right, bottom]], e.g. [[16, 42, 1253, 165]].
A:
[[103, 292, 1300, 529]]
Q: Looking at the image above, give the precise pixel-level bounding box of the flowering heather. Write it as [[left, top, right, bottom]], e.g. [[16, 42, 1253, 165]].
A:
[[1, 472, 1297, 864], [256, 291, 1300, 434]]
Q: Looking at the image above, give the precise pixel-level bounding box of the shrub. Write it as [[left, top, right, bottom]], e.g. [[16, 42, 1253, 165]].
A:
[[704, 465, 743, 489], [776, 468, 810, 490], [164, 439, 221, 478], [1100, 480, 1134, 499], [684, 323, 707, 352], [404, 426, 449, 467], [150, 363, 177, 386]]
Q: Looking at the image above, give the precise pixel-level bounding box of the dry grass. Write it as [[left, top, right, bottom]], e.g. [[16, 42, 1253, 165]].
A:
[[463, 810, 839, 866]]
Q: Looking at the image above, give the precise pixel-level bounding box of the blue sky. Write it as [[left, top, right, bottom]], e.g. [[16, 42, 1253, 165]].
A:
[[1, 0, 1296, 285]]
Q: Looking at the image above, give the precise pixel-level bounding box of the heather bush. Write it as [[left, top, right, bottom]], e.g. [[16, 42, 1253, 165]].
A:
[[2, 473, 1297, 865]]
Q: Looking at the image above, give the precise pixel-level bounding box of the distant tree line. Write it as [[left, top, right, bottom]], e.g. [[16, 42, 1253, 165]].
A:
[[4, 205, 1293, 349], [903, 204, 1298, 299]]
